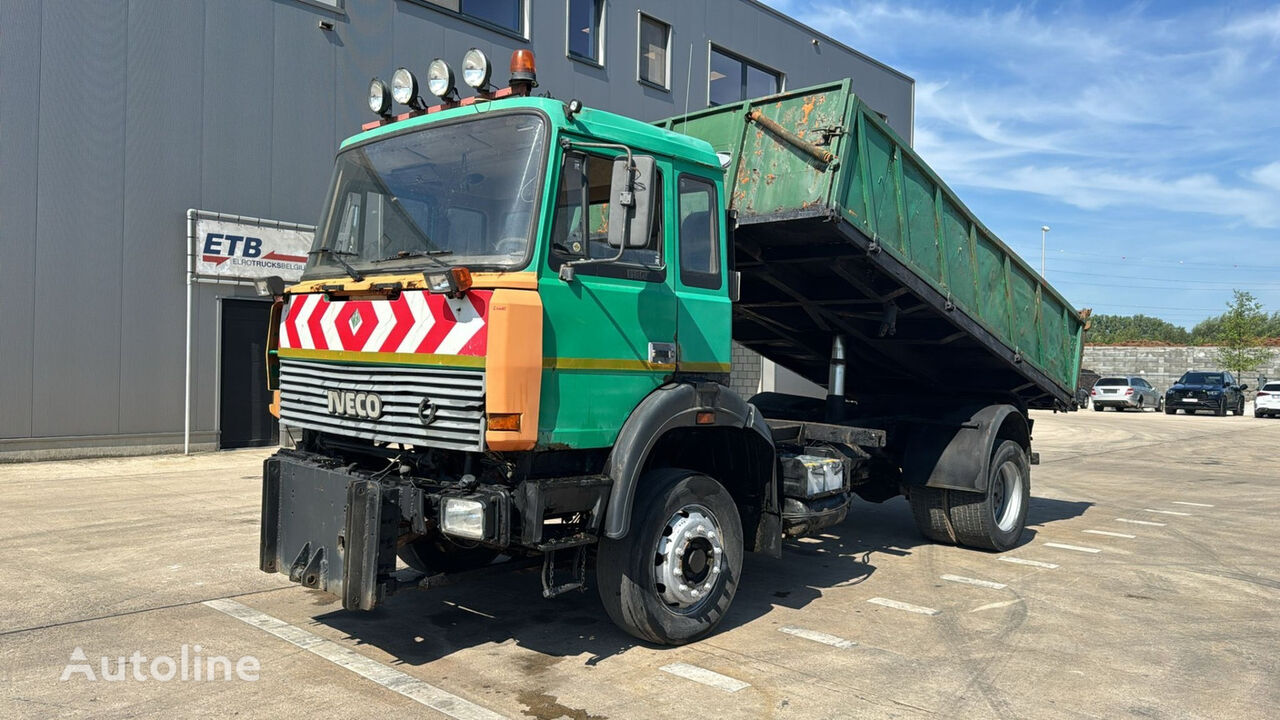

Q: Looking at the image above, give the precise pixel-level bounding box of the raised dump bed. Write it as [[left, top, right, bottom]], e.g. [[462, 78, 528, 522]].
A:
[[659, 81, 1086, 410]]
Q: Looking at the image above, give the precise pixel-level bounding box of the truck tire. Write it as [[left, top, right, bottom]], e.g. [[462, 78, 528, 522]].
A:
[[907, 486, 954, 544], [947, 440, 1030, 552], [397, 536, 499, 574], [596, 468, 743, 646]]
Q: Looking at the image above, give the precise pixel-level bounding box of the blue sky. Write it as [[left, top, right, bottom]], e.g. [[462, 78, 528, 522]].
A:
[[762, 1, 1280, 329]]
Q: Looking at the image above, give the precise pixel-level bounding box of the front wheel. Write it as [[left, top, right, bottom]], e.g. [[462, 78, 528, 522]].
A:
[[596, 469, 744, 645], [1156, 397, 1164, 412], [946, 440, 1031, 551]]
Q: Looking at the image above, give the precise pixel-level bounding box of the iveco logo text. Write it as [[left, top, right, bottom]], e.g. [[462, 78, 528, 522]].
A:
[[326, 390, 383, 420]]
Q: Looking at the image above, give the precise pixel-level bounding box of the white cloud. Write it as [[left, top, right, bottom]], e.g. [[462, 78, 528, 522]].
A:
[[769, 1, 1280, 229], [1220, 7, 1280, 41]]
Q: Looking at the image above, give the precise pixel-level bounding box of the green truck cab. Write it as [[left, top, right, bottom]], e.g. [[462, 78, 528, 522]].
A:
[[259, 51, 1085, 645]]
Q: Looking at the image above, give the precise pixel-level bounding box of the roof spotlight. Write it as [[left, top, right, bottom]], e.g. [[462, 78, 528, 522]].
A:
[[426, 59, 457, 101], [368, 78, 392, 117], [461, 48, 492, 90], [390, 67, 424, 109]]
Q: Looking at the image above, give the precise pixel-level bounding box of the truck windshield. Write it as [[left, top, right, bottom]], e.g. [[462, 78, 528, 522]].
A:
[[306, 112, 547, 276]]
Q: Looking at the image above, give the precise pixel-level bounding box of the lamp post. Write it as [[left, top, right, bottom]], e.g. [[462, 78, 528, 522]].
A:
[[1040, 225, 1051, 278]]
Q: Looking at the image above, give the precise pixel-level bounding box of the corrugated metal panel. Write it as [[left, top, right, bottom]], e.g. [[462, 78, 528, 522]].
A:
[[201, 0, 274, 218], [31, 1, 126, 436], [2, 0, 914, 446], [0, 0, 41, 438], [119, 0, 205, 434], [269, 1, 336, 222]]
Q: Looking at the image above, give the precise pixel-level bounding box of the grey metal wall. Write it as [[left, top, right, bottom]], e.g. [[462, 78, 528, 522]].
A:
[[0, 0, 913, 455]]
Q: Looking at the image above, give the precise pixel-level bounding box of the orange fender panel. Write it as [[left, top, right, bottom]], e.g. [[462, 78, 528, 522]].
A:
[[484, 289, 543, 451]]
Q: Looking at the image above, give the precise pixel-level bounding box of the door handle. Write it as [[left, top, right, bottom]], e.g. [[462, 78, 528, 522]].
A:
[[648, 342, 677, 365]]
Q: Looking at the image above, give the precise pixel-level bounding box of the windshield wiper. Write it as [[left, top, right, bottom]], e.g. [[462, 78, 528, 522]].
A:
[[371, 248, 454, 266], [310, 247, 365, 282]]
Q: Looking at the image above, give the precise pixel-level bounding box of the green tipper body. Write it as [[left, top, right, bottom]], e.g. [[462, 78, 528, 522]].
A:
[[659, 80, 1085, 406]]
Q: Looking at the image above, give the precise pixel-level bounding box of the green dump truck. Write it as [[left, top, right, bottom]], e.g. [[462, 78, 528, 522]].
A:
[[259, 51, 1086, 645]]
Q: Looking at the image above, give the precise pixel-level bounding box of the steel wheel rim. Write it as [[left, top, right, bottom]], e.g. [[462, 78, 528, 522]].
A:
[[992, 461, 1024, 532], [652, 504, 724, 613]]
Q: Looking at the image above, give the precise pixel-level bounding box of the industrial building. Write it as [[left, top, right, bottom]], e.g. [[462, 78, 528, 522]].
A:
[[0, 0, 913, 458]]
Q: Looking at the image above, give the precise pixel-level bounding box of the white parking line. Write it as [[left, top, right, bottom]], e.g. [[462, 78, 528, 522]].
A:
[[971, 599, 1023, 613], [941, 574, 1008, 590], [1144, 509, 1191, 516], [867, 597, 941, 615], [779, 626, 857, 648], [1117, 518, 1165, 526], [1171, 501, 1214, 507], [1044, 542, 1102, 554], [203, 599, 507, 720], [999, 557, 1059, 569], [1083, 530, 1136, 539], [659, 663, 751, 692]]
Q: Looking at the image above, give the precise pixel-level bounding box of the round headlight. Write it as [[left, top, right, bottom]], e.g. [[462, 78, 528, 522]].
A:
[[461, 48, 492, 89], [426, 59, 456, 99], [390, 67, 420, 107], [368, 78, 392, 116]]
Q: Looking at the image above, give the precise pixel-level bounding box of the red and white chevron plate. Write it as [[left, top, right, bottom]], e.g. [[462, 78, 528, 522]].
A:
[[279, 290, 491, 357]]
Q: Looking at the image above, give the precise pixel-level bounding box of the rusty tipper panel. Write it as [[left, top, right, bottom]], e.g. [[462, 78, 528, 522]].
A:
[[660, 82, 1085, 410]]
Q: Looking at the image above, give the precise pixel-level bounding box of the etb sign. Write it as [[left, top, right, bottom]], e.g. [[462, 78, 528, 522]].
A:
[[193, 217, 314, 281]]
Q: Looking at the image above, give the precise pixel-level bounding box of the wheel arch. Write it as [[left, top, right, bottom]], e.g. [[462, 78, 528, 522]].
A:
[[900, 403, 1030, 494], [602, 382, 778, 549]]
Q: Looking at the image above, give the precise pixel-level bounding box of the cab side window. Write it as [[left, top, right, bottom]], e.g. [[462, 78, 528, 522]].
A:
[[549, 152, 664, 280], [677, 175, 721, 290]]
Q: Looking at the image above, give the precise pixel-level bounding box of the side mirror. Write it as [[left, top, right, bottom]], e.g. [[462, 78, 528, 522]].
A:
[[607, 155, 656, 249], [1240, 384, 1249, 391]]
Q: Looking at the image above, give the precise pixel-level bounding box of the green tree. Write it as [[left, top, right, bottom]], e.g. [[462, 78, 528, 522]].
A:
[[1212, 290, 1274, 377], [1087, 314, 1190, 344]]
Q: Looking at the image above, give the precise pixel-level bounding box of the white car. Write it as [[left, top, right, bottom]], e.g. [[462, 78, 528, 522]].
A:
[[1255, 382, 1280, 418]]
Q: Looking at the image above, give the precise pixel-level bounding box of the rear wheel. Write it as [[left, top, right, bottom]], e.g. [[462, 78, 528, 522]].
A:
[[1135, 398, 1144, 411], [596, 469, 743, 645], [1093, 403, 1104, 412], [908, 486, 953, 543], [1156, 397, 1164, 412]]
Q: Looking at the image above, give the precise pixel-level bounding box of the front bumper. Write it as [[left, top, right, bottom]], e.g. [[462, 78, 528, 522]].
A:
[[259, 451, 612, 610], [259, 453, 397, 610], [1167, 395, 1222, 408]]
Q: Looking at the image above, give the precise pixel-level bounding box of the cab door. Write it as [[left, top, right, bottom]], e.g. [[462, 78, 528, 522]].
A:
[[537, 150, 677, 448], [672, 172, 732, 379]]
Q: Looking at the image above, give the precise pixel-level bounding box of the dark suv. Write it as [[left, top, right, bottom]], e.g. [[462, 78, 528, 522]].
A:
[[1164, 371, 1248, 416]]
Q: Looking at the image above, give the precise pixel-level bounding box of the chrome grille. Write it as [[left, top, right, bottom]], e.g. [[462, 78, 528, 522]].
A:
[[279, 359, 485, 451]]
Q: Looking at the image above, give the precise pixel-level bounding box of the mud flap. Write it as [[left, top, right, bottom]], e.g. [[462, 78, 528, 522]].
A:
[[259, 454, 396, 610]]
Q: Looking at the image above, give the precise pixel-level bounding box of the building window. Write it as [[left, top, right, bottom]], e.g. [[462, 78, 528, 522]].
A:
[[638, 14, 670, 89], [417, 0, 524, 37], [568, 0, 603, 64], [295, 0, 343, 11], [708, 46, 782, 106]]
